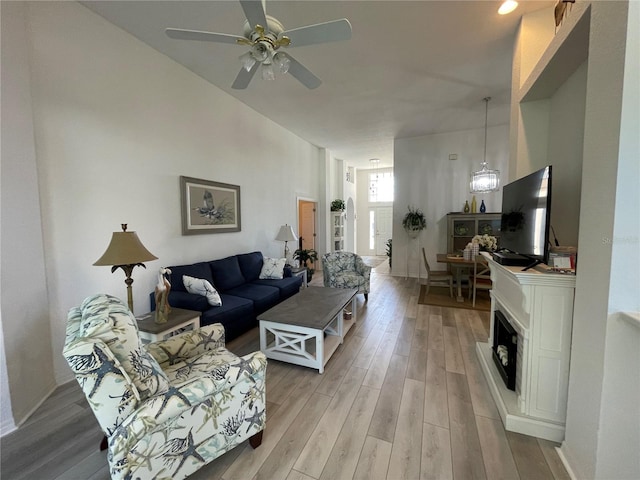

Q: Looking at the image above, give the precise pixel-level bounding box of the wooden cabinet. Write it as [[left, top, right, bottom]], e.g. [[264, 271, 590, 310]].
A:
[[447, 212, 501, 253], [331, 212, 344, 251]]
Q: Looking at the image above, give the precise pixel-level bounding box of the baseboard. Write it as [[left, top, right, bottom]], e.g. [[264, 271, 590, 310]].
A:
[[0, 418, 17, 437], [556, 444, 578, 480], [13, 381, 58, 428]]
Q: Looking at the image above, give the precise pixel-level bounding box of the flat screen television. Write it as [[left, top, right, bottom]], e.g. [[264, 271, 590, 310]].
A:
[[494, 165, 552, 267]]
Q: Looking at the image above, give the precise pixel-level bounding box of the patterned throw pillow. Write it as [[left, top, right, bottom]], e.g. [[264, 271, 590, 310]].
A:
[[259, 257, 286, 279], [183, 275, 222, 306], [78, 294, 170, 401]]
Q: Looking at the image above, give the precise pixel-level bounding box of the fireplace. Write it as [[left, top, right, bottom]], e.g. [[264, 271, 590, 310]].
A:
[[492, 310, 517, 391]]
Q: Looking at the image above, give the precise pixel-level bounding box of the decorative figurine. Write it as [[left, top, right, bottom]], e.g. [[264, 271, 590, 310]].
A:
[[154, 267, 172, 324]]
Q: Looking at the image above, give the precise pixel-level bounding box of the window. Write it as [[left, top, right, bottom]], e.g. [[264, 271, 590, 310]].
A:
[[369, 171, 394, 202]]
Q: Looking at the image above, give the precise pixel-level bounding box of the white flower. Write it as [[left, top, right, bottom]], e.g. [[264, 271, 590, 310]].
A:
[[472, 234, 498, 251]]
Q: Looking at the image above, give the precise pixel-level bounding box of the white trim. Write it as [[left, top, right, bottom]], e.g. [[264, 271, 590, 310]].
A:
[[0, 419, 17, 437], [556, 444, 578, 480]]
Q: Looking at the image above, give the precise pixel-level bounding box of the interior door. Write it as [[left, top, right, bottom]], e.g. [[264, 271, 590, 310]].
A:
[[298, 200, 316, 268], [373, 206, 393, 256]]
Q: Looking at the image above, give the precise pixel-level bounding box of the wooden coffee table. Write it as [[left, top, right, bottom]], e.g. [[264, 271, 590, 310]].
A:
[[258, 287, 357, 373]]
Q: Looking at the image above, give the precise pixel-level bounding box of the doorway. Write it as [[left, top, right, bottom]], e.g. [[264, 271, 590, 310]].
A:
[[297, 199, 317, 268], [370, 206, 393, 256]]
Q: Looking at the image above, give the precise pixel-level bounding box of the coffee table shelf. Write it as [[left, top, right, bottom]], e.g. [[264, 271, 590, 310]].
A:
[[258, 287, 357, 373]]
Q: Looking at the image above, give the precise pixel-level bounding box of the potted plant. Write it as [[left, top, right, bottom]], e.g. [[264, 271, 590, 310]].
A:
[[402, 205, 427, 238], [293, 248, 319, 282], [385, 239, 392, 268], [330, 199, 346, 212]]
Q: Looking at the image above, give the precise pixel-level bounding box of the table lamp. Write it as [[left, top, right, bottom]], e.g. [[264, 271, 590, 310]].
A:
[[275, 224, 298, 265], [93, 224, 157, 313]]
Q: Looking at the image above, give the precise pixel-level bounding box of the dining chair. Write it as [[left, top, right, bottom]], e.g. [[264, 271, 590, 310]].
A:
[[422, 248, 453, 297], [469, 256, 492, 306]]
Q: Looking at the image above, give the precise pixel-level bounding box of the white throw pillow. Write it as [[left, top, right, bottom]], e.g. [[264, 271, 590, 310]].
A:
[[259, 257, 286, 280], [183, 275, 222, 306]]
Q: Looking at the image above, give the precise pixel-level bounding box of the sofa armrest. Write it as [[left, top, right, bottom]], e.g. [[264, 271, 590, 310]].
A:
[[150, 290, 210, 312], [146, 324, 226, 367]]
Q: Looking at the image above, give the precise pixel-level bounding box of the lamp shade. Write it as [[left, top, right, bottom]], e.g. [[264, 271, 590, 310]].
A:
[[94, 227, 157, 266], [275, 224, 298, 243]]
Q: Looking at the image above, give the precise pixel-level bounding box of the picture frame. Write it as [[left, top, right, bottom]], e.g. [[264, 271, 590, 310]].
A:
[[180, 176, 241, 235]]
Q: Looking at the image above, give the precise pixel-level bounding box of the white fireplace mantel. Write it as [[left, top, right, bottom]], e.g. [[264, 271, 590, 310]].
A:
[[477, 255, 576, 442]]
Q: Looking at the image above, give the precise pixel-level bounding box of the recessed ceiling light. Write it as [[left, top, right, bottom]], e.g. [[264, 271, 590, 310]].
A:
[[498, 0, 519, 15]]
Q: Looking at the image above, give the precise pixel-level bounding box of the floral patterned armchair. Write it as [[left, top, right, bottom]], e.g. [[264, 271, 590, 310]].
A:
[[322, 251, 372, 300], [63, 294, 266, 480]]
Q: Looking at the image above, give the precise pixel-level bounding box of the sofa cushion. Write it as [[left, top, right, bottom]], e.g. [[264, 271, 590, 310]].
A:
[[251, 276, 302, 300], [199, 294, 255, 342], [209, 256, 245, 291], [237, 251, 264, 282], [259, 257, 286, 279], [225, 284, 280, 314], [168, 262, 214, 292], [183, 275, 222, 306], [78, 294, 170, 401]]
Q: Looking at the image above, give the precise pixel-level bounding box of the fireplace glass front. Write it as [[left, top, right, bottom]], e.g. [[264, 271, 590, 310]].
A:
[[492, 310, 517, 391]]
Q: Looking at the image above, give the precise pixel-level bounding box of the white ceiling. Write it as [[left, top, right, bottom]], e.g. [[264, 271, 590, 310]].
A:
[[82, 0, 553, 169]]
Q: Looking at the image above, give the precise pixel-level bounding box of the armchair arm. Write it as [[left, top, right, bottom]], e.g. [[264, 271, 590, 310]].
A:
[[354, 256, 372, 280], [146, 324, 226, 367], [63, 338, 140, 436]]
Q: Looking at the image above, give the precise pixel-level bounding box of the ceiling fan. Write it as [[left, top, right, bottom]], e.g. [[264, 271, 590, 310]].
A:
[[165, 0, 352, 90]]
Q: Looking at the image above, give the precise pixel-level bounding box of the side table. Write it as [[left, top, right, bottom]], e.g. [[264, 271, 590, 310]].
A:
[[136, 307, 201, 344], [289, 266, 308, 288]]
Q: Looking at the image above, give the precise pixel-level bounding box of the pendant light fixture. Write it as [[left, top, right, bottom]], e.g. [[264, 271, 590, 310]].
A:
[[470, 97, 500, 193]]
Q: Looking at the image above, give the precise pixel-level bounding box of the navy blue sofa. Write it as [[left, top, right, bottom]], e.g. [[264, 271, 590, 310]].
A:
[[150, 251, 302, 342]]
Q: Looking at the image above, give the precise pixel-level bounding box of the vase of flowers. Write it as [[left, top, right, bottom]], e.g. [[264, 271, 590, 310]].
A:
[[472, 234, 498, 251]]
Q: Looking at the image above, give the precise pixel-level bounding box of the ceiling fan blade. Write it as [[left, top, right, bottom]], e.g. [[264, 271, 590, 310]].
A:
[[282, 53, 321, 89], [165, 28, 245, 45], [282, 19, 352, 48], [239, 0, 268, 32], [232, 62, 259, 89]]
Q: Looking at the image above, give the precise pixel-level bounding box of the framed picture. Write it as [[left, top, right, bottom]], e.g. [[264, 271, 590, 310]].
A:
[[180, 176, 241, 235]]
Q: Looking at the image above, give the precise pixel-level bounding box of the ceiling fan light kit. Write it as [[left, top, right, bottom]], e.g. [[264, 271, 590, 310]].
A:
[[165, 0, 352, 89]]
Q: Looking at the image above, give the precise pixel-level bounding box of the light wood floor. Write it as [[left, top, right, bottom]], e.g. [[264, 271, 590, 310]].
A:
[[1, 259, 570, 480]]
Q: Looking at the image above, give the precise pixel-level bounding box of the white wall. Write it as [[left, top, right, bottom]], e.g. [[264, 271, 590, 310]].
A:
[[1, 1, 56, 428], [393, 125, 509, 278], [562, 2, 630, 477], [1, 0, 323, 424], [595, 0, 640, 477], [0, 316, 15, 435]]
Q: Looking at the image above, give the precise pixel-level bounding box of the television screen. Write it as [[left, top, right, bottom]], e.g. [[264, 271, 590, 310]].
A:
[[499, 166, 552, 265]]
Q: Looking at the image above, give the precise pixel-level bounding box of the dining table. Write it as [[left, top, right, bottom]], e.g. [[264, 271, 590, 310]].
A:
[[436, 253, 487, 302]]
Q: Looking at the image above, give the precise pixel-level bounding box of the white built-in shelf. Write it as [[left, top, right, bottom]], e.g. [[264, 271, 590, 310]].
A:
[[519, 2, 591, 102]]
